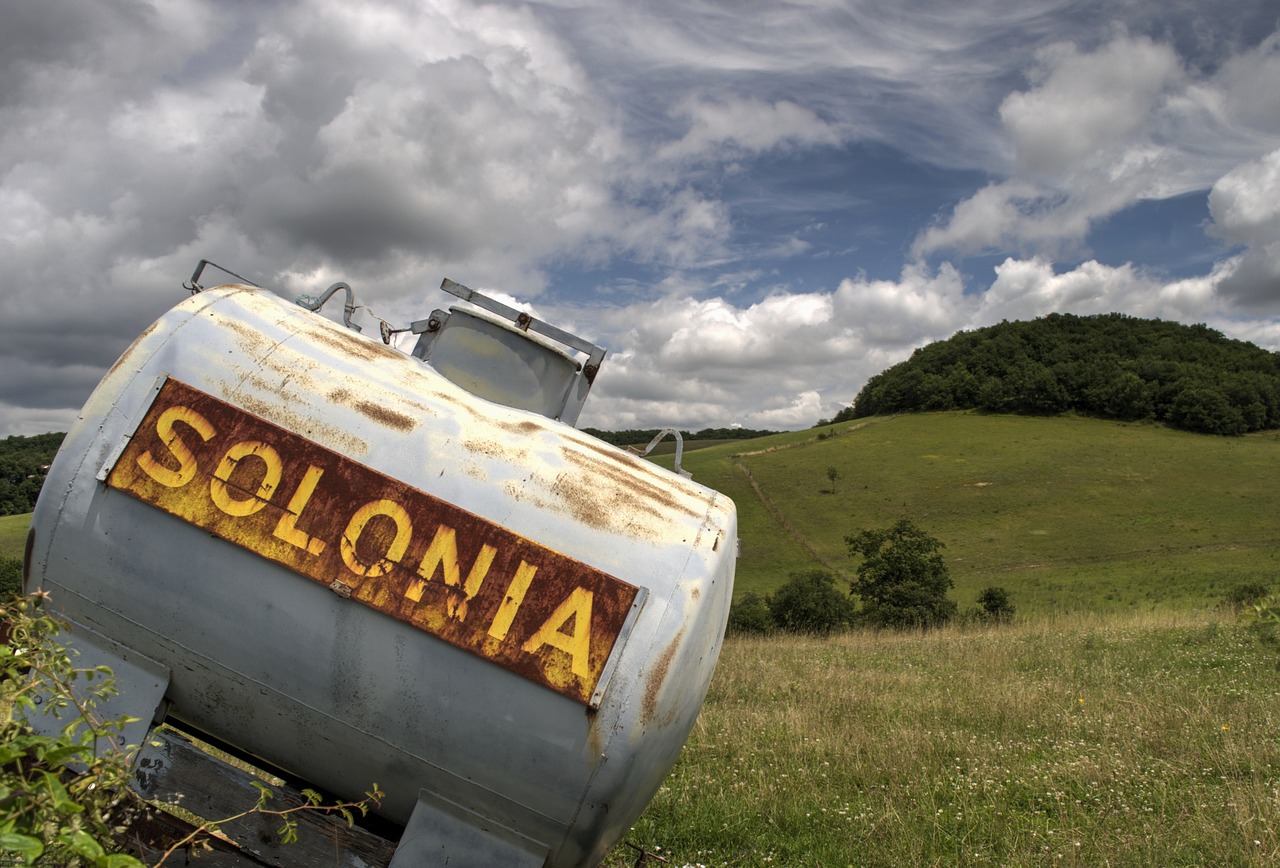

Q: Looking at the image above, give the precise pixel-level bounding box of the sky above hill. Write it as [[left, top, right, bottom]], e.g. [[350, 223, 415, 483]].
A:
[[2, 0, 1279, 436]]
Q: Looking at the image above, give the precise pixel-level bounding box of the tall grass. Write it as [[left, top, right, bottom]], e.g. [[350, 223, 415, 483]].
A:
[[606, 612, 1280, 866]]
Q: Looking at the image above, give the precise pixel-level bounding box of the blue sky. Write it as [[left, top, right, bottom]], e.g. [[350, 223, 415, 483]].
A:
[[1, 0, 1278, 435]]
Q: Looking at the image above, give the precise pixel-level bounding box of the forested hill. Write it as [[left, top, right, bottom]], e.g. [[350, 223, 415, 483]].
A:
[[0, 433, 63, 516], [840, 313, 1280, 436]]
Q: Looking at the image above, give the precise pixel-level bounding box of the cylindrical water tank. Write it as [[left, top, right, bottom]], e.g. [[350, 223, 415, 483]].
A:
[[27, 284, 736, 866]]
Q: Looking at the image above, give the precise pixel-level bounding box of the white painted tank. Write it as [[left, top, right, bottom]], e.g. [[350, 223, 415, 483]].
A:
[[26, 283, 736, 866]]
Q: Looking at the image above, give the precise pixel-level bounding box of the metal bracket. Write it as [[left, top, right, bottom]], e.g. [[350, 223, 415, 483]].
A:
[[183, 259, 261, 294], [630, 429, 693, 479]]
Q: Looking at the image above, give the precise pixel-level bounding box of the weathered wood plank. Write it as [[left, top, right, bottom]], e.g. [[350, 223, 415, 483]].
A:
[[121, 807, 272, 867], [129, 727, 396, 867]]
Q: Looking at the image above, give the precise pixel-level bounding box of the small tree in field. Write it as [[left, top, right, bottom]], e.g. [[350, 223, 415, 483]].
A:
[[767, 570, 855, 635], [846, 519, 955, 629], [725, 591, 774, 635], [977, 586, 1016, 624]]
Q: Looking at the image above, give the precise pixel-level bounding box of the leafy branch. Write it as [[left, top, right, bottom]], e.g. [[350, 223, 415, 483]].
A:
[[1, 594, 383, 866]]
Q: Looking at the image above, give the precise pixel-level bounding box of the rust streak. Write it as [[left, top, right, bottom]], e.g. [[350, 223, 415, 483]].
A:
[[352, 400, 416, 432], [641, 628, 684, 725]]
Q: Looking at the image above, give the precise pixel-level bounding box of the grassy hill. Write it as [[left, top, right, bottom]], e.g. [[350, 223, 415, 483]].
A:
[[653, 412, 1280, 616], [9, 412, 1277, 615]]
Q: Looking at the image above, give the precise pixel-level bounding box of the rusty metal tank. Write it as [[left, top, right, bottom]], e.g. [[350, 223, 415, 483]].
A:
[[26, 277, 736, 866]]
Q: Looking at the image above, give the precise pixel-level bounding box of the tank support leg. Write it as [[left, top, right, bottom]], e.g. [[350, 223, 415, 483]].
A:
[[389, 788, 550, 868], [23, 620, 170, 764]]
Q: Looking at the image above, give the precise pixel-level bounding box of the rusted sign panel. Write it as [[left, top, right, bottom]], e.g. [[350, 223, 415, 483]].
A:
[[105, 377, 641, 706]]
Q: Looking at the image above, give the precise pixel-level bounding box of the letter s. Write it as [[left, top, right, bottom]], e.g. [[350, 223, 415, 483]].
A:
[[136, 405, 215, 488]]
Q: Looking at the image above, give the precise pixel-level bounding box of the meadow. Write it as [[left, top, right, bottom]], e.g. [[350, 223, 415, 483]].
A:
[[603, 612, 1280, 867], [0, 512, 28, 560], [658, 413, 1280, 615], [10, 412, 1280, 865], [610, 412, 1280, 865]]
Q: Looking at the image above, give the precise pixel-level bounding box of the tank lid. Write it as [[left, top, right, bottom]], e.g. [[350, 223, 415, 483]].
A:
[[409, 279, 606, 426]]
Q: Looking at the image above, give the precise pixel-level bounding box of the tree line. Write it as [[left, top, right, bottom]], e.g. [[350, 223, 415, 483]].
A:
[[0, 432, 63, 516], [835, 313, 1280, 435]]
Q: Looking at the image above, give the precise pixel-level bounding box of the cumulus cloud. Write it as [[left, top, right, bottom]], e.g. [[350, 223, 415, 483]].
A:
[[2, 0, 1279, 439], [1206, 148, 1280, 308], [915, 31, 1280, 264]]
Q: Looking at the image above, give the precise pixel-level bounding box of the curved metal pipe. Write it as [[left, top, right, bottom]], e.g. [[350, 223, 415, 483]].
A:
[[295, 282, 362, 333]]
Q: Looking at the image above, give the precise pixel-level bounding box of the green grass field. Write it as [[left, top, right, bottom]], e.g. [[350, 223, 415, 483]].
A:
[[605, 413, 1280, 866], [604, 611, 1280, 867], [656, 413, 1280, 615], [0, 512, 29, 560]]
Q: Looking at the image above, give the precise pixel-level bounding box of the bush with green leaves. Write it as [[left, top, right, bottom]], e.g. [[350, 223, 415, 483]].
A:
[[1, 595, 383, 866], [0, 594, 146, 866], [976, 586, 1016, 624], [766, 570, 856, 635], [846, 519, 956, 630], [1224, 582, 1269, 613], [725, 591, 774, 635], [0, 558, 21, 601]]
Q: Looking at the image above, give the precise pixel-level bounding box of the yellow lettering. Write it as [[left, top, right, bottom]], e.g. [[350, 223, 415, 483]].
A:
[[340, 499, 412, 578], [272, 465, 327, 556], [405, 525, 497, 620], [522, 587, 594, 679], [136, 405, 214, 488], [487, 561, 538, 641], [209, 441, 282, 517]]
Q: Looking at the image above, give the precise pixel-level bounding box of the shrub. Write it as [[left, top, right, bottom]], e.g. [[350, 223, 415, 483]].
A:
[[846, 519, 956, 630], [0, 557, 21, 600], [0, 594, 147, 866], [976, 586, 1016, 624], [766, 570, 855, 635], [726, 591, 774, 635], [1225, 582, 1270, 613]]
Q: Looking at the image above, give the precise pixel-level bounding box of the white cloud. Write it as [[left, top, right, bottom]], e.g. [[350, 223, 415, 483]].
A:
[[658, 97, 842, 162], [1207, 148, 1280, 308], [916, 32, 1280, 261], [1000, 36, 1182, 177]]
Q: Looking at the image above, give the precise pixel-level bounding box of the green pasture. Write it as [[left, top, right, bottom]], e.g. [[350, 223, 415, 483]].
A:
[[0, 512, 29, 560], [604, 611, 1280, 867], [657, 413, 1280, 615]]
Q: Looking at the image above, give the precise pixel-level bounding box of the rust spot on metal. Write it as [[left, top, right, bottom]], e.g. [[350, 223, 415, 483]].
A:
[[464, 438, 528, 463], [104, 377, 639, 706], [350, 400, 416, 432], [559, 447, 703, 522], [642, 628, 684, 724], [495, 419, 544, 437], [230, 391, 368, 458], [297, 320, 405, 364]]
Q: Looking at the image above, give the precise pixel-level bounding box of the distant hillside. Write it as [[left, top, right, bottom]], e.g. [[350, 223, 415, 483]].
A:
[[648, 413, 1280, 614], [0, 432, 63, 516], [838, 313, 1280, 435]]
